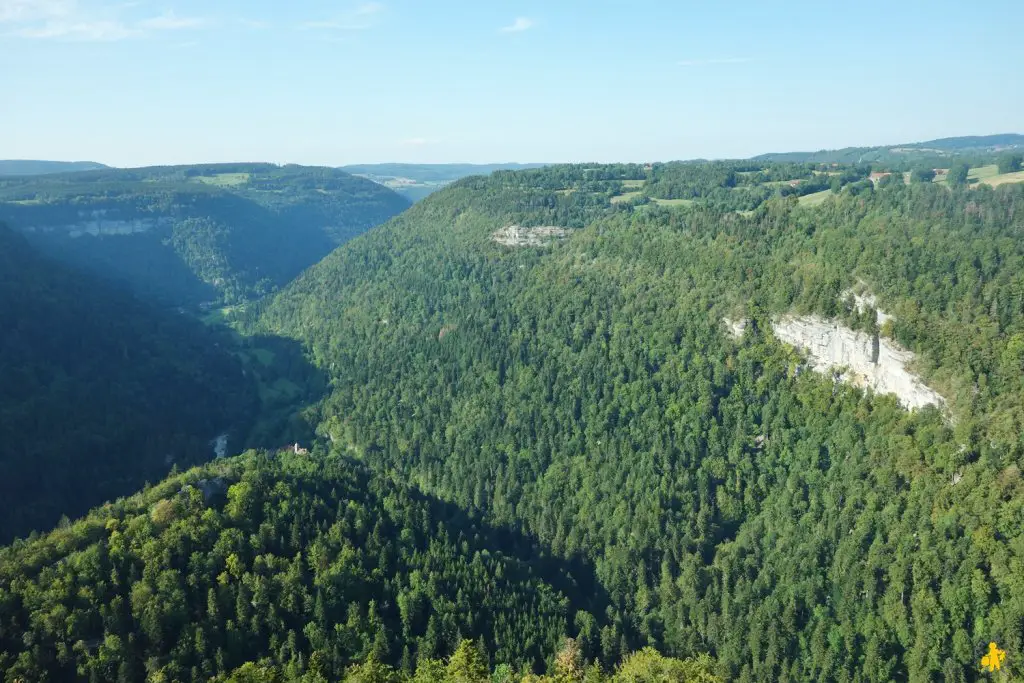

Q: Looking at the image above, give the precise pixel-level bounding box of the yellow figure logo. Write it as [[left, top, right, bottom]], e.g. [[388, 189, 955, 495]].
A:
[[981, 642, 1006, 672]]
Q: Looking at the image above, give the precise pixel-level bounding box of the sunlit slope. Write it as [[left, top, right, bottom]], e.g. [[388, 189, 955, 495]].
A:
[[257, 166, 1024, 681]]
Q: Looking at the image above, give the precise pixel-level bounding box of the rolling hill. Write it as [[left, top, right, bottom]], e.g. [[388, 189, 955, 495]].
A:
[[0, 164, 409, 307], [754, 132, 1024, 165], [0, 160, 110, 176]]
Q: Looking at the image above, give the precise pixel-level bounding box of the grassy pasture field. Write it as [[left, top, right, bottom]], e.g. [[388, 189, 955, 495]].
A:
[[651, 197, 694, 207], [968, 165, 999, 182], [610, 191, 643, 204], [798, 189, 832, 206], [931, 165, 1024, 187], [983, 170, 1024, 186]]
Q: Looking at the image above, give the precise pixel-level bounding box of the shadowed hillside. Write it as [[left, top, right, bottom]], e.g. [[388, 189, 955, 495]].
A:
[[0, 164, 410, 307]]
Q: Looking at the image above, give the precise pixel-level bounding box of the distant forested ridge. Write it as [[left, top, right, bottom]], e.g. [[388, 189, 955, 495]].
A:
[[0, 164, 409, 307], [754, 132, 1024, 166], [251, 165, 1024, 681], [340, 163, 548, 183], [0, 224, 256, 543], [341, 163, 549, 202], [0, 160, 110, 176]]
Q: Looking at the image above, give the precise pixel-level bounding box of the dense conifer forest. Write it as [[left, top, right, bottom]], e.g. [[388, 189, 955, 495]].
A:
[[254, 166, 1024, 681]]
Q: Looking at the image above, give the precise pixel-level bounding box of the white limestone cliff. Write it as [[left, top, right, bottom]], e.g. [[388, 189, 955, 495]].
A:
[[18, 209, 173, 238], [491, 225, 567, 247], [771, 315, 944, 410]]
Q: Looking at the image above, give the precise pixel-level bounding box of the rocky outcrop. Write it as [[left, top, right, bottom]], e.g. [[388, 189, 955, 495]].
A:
[[18, 210, 173, 238], [842, 286, 893, 326], [724, 318, 747, 339], [492, 225, 567, 247], [772, 315, 944, 410]]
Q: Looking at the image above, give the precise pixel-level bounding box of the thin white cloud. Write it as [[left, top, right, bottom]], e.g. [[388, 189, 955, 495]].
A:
[[17, 18, 138, 39], [138, 11, 206, 30], [302, 2, 384, 31], [0, 0, 73, 23], [678, 57, 751, 67], [499, 17, 534, 33], [2, 0, 209, 41]]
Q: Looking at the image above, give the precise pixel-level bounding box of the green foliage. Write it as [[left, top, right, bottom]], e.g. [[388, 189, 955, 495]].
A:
[[445, 640, 490, 682], [910, 167, 936, 183], [0, 451, 581, 680], [613, 649, 720, 683], [0, 224, 256, 543], [216, 638, 721, 683], [998, 154, 1023, 174], [948, 162, 970, 185]]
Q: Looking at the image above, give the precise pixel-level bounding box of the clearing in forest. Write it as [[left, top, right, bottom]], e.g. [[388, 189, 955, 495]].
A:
[[799, 189, 832, 206]]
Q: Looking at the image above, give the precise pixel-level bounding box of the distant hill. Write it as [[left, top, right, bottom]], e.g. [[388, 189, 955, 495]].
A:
[[0, 163, 409, 307], [0, 160, 110, 176], [754, 132, 1024, 165], [341, 162, 549, 201], [0, 223, 257, 543]]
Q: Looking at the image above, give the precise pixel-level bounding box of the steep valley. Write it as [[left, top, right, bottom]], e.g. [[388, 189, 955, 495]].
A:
[[3, 161, 1024, 682], [0, 164, 409, 308]]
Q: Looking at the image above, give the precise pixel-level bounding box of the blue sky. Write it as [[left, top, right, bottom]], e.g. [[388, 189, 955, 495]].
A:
[[1, 0, 1021, 166]]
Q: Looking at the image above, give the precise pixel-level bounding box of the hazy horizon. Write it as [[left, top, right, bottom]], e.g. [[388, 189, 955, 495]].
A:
[[7, 128, 1023, 170]]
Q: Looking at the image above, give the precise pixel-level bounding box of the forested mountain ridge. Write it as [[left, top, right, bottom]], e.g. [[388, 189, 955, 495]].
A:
[[0, 449, 721, 682], [0, 164, 409, 307], [0, 224, 257, 544], [754, 132, 1024, 165], [250, 166, 1024, 681], [0, 160, 110, 176]]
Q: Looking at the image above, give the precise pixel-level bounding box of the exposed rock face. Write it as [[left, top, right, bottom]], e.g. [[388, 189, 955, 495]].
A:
[[772, 315, 944, 410], [491, 225, 567, 247], [18, 211, 173, 238], [724, 318, 747, 339], [842, 287, 894, 326]]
